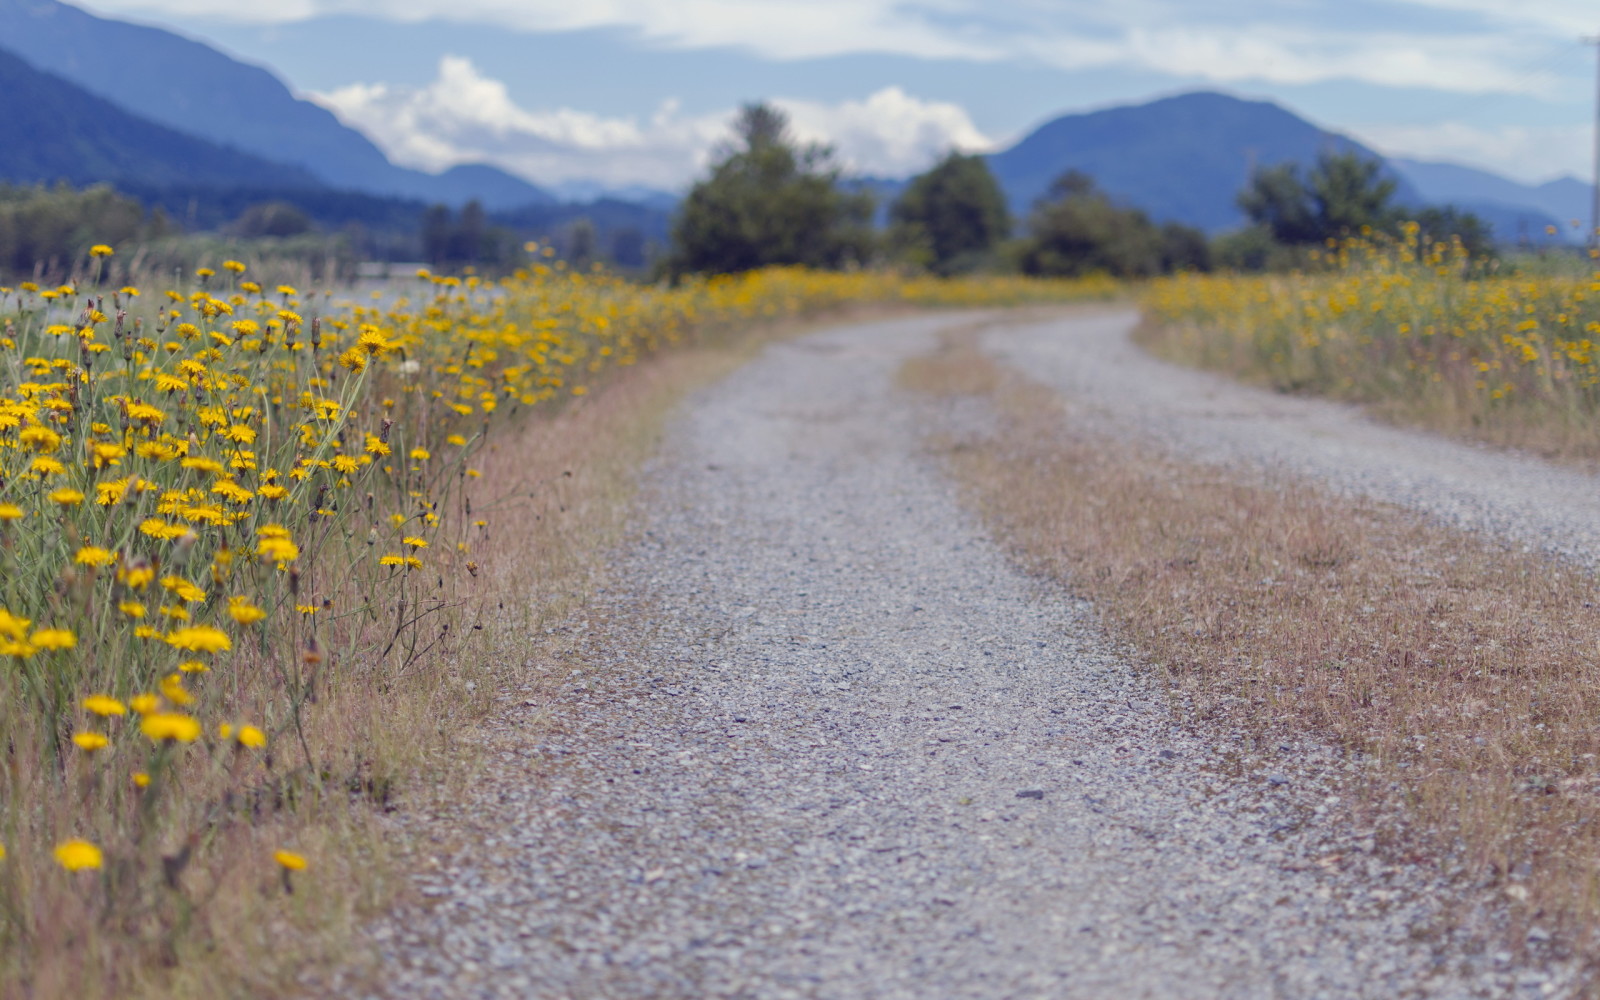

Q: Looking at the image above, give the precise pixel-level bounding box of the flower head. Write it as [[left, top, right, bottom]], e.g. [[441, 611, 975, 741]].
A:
[[54, 839, 103, 871]]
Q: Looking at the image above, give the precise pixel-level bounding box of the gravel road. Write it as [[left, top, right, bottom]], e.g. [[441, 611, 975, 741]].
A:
[[355, 310, 1577, 999], [988, 307, 1600, 570]]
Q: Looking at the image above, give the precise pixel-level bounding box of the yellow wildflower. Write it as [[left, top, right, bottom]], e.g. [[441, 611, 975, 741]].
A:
[[164, 626, 231, 653], [227, 596, 267, 625], [31, 629, 76, 651], [83, 694, 126, 716], [54, 839, 103, 871], [72, 732, 109, 751], [141, 712, 201, 743]]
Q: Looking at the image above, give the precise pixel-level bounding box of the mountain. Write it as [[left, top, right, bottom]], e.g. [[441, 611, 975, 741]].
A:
[[0, 47, 322, 191], [1390, 158, 1590, 244], [547, 181, 680, 212], [985, 91, 1421, 234], [0, 0, 553, 209]]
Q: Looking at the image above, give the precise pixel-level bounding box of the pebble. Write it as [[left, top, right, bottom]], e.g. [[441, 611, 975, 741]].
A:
[[329, 312, 1570, 999]]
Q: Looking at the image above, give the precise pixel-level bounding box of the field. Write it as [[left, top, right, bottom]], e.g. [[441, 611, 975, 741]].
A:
[[0, 251, 1113, 997]]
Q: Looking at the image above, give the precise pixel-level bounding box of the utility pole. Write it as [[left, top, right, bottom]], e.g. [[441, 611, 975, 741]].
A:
[[1589, 35, 1600, 248]]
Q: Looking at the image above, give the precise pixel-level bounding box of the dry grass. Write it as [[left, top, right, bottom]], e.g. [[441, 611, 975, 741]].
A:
[[903, 328, 1600, 976]]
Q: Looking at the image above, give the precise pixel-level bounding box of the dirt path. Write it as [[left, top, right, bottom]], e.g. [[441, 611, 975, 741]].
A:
[[349, 310, 1563, 999]]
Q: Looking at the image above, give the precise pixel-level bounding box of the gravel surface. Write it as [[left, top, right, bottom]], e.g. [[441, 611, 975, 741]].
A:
[[988, 307, 1600, 570], [348, 311, 1573, 999]]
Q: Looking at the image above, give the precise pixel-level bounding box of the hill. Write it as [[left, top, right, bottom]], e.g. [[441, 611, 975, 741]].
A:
[[0, 47, 322, 191], [985, 91, 1422, 234], [0, 0, 553, 209], [1390, 158, 1587, 244]]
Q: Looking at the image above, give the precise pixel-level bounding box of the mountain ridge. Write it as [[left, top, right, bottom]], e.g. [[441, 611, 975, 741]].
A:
[[0, 47, 325, 192], [0, 0, 554, 210]]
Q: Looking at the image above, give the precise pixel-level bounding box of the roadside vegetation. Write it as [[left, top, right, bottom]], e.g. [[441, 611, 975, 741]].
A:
[[905, 329, 1600, 972], [1144, 234, 1600, 462]]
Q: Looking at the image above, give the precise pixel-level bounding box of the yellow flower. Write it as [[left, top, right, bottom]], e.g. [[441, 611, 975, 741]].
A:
[[0, 610, 30, 642], [72, 732, 109, 751], [140, 712, 201, 743], [403, 536, 428, 549], [88, 245, 114, 258], [158, 673, 195, 707], [409, 448, 431, 461], [118, 601, 146, 618], [236, 725, 267, 748], [120, 564, 155, 589], [133, 772, 150, 788], [54, 839, 103, 871], [227, 596, 267, 625], [74, 546, 116, 567], [222, 260, 246, 274], [31, 628, 76, 651], [48, 488, 84, 506], [82, 694, 126, 716], [178, 659, 208, 673], [273, 850, 307, 871], [129, 693, 160, 715], [256, 536, 299, 565], [160, 575, 206, 603], [0, 504, 22, 521], [164, 626, 231, 653]]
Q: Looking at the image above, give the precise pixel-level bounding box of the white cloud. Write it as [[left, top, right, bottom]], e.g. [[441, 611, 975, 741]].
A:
[[1352, 120, 1591, 184], [311, 57, 993, 187], [1389, 0, 1599, 35], [778, 88, 993, 176], [91, 0, 1583, 98], [1106, 26, 1556, 96]]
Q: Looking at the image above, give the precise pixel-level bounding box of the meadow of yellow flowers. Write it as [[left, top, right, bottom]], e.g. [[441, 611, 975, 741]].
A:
[[0, 247, 1112, 992], [1145, 230, 1600, 458]]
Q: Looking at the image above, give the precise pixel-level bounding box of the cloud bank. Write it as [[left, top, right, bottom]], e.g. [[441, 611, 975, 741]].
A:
[[312, 57, 994, 188], [95, 0, 1579, 97]]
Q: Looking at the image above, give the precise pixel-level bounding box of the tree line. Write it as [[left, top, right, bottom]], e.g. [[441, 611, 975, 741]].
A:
[[667, 102, 1494, 280]]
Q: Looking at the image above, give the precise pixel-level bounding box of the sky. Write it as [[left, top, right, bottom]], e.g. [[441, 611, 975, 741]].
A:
[[79, 0, 1599, 192]]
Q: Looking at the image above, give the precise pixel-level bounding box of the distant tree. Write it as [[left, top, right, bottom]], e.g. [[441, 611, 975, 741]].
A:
[[0, 183, 160, 280], [1018, 171, 1169, 278], [422, 205, 452, 265], [1237, 164, 1319, 245], [1239, 150, 1399, 246], [888, 152, 1010, 275], [564, 217, 598, 269], [666, 102, 875, 276], [450, 200, 487, 265], [1159, 221, 1212, 273], [1411, 205, 1494, 261], [230, 201, 313, 238]]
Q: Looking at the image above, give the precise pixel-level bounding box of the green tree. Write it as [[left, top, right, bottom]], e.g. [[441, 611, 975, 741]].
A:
[[1238, 150, 1399, 246], [667, 103, 874, 276], [564, 217, 598, 270], [888, 152, 1010, 275], [230, 201, 313, 238], [1411, 205, 1494, 261], [1017, 171, 1200, 278]]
